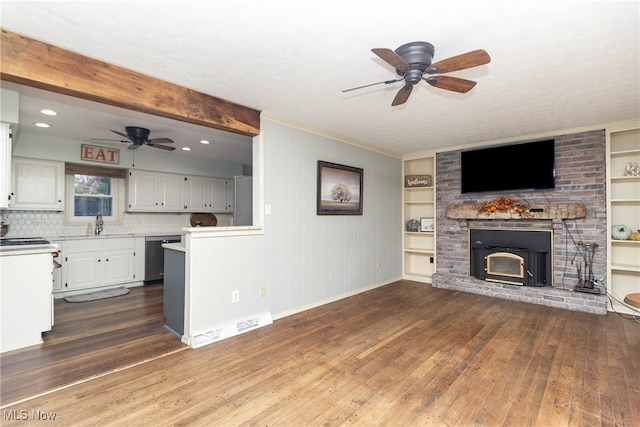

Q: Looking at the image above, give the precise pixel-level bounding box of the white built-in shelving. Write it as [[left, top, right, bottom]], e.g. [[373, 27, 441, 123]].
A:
[[402, 154, 436, 283], [606, 124, 640, 314]]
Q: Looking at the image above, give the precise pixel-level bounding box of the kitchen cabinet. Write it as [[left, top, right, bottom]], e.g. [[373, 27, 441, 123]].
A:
[[1, 248, 55, 352], [402, 153, 436, 283], [9, 157, 64, 211], [606, 124, 640, 314], [0, 123, 11, 209], [126, 170, 184, 212], [183, 176, 233, 213], [56, 237, 141, 296]]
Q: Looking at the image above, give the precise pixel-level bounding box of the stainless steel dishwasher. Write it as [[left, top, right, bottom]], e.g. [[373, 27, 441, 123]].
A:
[[144, 235, 181, 283]]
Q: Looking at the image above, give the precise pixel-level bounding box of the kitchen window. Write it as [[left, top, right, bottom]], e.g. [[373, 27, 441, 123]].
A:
[[64, 164, 126, 225]]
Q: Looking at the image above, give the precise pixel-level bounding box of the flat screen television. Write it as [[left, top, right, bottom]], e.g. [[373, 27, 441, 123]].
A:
[[460, 139, 555, 193]]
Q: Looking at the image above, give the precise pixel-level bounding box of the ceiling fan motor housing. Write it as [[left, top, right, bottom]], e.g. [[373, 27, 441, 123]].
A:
[[125, 126, 150, 143], [394, 41, 435, 81]]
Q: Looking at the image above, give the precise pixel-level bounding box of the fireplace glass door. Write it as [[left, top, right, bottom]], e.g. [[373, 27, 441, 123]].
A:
[[485, 252, 525, 285]]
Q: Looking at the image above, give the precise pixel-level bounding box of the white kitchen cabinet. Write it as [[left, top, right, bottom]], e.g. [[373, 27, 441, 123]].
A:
[[0, 123, 11, 209], [183, 175, 208, 211], [9, 157, 64, 211], [183, 176, 233, 213], [56, 237, 140, 296], [224, 178, 234, 212], [1, 249, 54, 352], [126, 170, 184, 212]]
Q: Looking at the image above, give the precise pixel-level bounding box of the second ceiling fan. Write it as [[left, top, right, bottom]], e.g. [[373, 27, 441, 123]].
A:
[[344, 42, 491, 106]]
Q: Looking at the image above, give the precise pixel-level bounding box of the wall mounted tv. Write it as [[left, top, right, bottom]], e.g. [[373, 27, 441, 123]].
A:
[[460, 139, 556, 194]]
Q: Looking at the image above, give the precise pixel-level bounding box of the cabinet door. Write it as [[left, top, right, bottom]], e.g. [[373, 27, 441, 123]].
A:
[[65, 251, 102, 289], [209, 178, 227, 212], [160, 174, 184, 211], [9, 157, 64, 210], [127, 170, 158, 211], [103, 250, 135, 284], [0, 124, 11, 209], [183, 176, 207, 211], [224, 179, 234, 212]]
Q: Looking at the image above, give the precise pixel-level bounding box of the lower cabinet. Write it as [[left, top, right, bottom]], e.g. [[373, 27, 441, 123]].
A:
[[54, 237, 144, 297]]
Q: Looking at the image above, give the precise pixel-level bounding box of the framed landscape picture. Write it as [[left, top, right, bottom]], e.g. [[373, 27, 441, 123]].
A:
[[317, 161, 363, 215]]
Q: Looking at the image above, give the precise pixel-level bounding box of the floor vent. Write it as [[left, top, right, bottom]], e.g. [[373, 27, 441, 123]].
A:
[[191, 312, 272, 349]]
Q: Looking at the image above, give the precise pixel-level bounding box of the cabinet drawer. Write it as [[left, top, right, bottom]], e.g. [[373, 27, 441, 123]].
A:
[[103, 238, 135, 251], [67, 239, 102, 253]]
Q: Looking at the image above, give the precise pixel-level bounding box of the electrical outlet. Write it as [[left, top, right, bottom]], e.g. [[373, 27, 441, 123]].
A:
[[232, 290, 240, 303], [259, 286, 266, 297], [376, 260, 382, 269]]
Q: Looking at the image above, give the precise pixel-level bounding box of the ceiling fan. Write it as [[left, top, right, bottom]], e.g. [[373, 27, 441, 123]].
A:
[[91, 126, 176, 151], [343, 42, 491, 106]]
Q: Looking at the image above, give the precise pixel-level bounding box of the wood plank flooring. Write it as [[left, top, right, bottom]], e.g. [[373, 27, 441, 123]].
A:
[[0, 283, 188, 406], [1, 280, 639, 426]]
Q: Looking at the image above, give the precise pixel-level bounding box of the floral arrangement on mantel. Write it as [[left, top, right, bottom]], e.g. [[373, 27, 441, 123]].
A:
[[476, 196, 531, 217]]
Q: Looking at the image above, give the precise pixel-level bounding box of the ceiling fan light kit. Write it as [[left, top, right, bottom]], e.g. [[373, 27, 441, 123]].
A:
[[345, 41, 491, 106]]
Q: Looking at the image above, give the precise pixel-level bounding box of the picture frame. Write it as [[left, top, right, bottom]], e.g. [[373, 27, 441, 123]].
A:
[[420, 217, 434, 232], [317, 161, 363, 215]]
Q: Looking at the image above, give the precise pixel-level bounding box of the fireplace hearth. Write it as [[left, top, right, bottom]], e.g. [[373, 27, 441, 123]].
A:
[[469, 228, 553, 287]]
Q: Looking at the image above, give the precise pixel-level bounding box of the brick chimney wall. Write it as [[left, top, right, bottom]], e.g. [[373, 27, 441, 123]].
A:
[[432, 130, 607, 314]]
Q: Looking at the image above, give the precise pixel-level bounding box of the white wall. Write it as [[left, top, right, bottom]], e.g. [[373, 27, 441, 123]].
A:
[[188, 117, 403, 335]]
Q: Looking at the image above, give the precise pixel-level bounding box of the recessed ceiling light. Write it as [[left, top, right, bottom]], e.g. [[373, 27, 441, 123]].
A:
[[40, 109, 57, 116], [34, 122, 51, 128], [200, 139, 210, 144], [181, 147, 191, 151]]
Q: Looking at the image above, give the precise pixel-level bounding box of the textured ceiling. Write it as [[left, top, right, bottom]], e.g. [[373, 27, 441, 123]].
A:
[[1, 1, 638, 160]]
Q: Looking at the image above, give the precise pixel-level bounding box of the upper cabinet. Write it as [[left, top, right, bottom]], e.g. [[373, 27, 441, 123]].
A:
[[0, 124, 11, 209], [402, 154, 436, 283], [8, 157, 64, 211], [126, 170, 184, 212], [607, 125, 640, 314], [128, 169, 234, 213]]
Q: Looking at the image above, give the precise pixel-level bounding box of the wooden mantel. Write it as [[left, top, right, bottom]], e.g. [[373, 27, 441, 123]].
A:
[[447, 203, 587, 220]]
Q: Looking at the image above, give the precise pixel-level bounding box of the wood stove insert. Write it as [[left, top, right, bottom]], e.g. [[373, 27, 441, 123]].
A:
[[469, 228, 553, 286]]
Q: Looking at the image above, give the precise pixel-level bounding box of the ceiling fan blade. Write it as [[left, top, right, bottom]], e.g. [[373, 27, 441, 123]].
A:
[[342, 78, 403, 93], [148, 138, 174, 144], [427, 49, 491, 74], [90, 138, 129, 143], [148, 143, 176, 151], [391, 85, 413, 106], [127, 144, 140, 150], [425, 75, 477, 93], [372, 48, 410, 71], [111, 130, 131, 139]]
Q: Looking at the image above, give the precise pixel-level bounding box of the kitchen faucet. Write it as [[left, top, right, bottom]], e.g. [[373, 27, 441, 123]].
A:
[[95, 213, 104, 235]]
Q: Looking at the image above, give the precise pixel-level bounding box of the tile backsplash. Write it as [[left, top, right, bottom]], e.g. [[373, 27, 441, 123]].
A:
[[0, 210, 231, 238]]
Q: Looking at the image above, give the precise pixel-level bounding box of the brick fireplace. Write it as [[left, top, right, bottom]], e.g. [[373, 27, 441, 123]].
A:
[[431, 130, 608, 314]]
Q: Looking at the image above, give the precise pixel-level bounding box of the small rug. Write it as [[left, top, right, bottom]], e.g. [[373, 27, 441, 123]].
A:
[[64, 286, 130, 303]]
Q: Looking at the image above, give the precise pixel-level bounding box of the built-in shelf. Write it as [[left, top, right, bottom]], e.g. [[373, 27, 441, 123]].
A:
[[607, 125, 640, 315], [403, 155, 436, 283]]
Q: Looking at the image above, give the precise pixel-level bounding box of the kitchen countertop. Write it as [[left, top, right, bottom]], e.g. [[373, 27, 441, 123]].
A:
[[0, 243, 59, 256], [46, 231, 186, 241], [163, 242, 186, 252]]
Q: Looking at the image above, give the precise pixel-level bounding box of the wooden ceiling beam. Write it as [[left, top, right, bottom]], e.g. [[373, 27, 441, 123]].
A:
[[0, 29, 260, 136]]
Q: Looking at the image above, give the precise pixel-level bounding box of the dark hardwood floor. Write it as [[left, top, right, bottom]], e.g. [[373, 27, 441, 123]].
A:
[[1, 280, 639, 426], [0, 283, 188, 406]]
